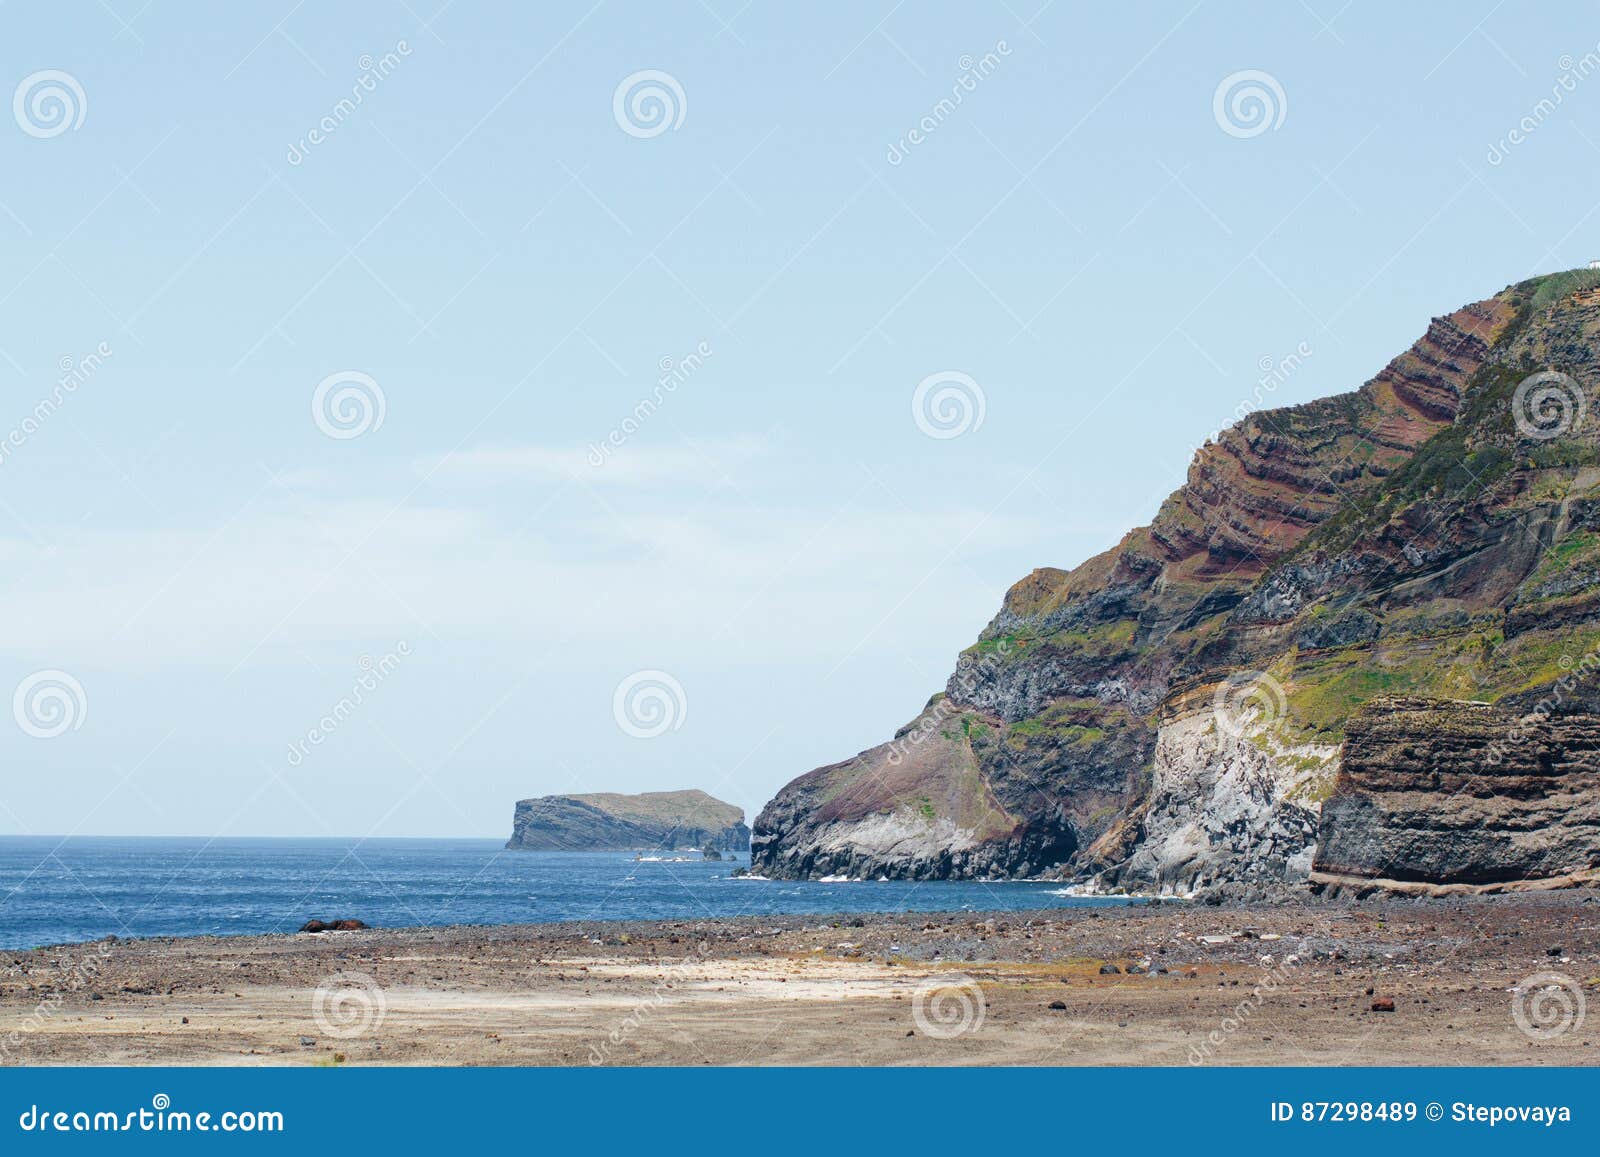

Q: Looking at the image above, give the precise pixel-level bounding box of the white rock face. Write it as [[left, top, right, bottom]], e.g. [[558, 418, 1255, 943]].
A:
[[1109, 708, 1338, 895], [813, 812, 981, 860]]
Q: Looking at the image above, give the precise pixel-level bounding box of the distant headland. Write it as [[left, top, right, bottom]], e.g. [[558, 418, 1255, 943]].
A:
[[505, 789, 750, 853]]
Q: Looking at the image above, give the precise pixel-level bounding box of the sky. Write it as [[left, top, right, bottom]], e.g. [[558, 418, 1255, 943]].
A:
[[0, 1, 1596, 838]]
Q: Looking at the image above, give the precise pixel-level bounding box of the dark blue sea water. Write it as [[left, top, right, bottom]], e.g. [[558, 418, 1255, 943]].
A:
[[0, 837, 1131, 950]]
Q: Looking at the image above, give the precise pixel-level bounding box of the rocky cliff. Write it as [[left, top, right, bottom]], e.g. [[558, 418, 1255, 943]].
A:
[[1312, 697, 1600, 894], [753, 269, 1600, 894], [506, 789, 750, 852]]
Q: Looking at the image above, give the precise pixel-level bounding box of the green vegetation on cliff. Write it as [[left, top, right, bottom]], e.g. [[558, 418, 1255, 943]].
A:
[[754, 271, 1600, 888]]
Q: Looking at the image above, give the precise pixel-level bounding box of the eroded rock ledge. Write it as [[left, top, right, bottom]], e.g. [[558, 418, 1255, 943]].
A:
[[1310, 696, 1600, 893]]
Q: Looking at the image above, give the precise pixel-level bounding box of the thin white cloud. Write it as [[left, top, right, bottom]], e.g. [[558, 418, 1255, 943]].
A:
[[0, 490, 1042, 670], [420, 434, 768, 486]]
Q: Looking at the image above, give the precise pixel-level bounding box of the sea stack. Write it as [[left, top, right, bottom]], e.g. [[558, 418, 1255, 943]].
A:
[[505, 789, 751, 852]]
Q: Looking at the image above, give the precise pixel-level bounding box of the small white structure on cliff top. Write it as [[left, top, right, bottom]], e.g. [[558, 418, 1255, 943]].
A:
[[1589, 259, 1600, 269]]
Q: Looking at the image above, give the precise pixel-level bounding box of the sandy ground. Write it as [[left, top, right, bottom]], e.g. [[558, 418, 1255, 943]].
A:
[[3, 895, 1599, 1065]]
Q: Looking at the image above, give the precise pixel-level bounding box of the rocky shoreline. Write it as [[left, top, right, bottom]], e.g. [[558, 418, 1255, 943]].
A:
[[2, 895, 1596, 1066]]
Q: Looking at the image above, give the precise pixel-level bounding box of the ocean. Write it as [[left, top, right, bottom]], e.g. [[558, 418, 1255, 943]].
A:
[[0, 836, 1132, 950]]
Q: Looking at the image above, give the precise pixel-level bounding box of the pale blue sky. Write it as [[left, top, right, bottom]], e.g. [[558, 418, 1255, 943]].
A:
[[0, 2, 1595, 837]]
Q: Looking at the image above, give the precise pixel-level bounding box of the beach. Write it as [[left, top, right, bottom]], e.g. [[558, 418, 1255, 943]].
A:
[[3, 896, 1596, 1066]]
